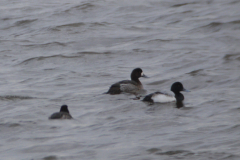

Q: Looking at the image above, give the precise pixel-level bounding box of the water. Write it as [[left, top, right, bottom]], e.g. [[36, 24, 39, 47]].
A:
[[1, 0, 240, 159]]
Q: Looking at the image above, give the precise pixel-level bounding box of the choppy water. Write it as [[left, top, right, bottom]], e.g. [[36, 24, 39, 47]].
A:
[[1, 0, 240, 159]]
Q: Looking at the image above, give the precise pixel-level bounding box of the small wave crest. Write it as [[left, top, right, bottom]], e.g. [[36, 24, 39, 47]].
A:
[[0, 95, 35, 101], [22, 42, 68, 48], [65, 3, 96, 12], [223, 53, 240, 62], [14, 19, 38, 26], [147, 148, 240, 159], [17, 51, 110, 66], [171, 2, 197, 7], [189, 20, 240, 33], [0, 122, 21, 127]]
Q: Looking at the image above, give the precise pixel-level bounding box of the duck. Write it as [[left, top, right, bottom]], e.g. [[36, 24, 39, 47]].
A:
[[49, 105, 72, 119], [143, 82, 190, 105], [106, 68, 148, 95]]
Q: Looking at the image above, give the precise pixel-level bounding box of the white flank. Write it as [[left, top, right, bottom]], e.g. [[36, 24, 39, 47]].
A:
[[152, 94, 176, 103]]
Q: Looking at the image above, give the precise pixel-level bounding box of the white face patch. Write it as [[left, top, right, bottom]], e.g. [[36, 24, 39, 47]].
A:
[[141, 72, 143, 76]]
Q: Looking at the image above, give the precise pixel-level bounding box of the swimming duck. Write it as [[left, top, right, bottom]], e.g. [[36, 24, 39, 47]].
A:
[[106, 68, 148, 95], [49, 105, 72, 119], [143, 82, 190, 105]]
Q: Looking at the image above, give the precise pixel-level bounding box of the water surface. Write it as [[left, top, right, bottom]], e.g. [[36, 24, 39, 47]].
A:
[[1, 0, 240, 159]]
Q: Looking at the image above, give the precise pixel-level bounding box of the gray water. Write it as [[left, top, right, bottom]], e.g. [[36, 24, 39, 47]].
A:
[[1, 0, 240, 159]]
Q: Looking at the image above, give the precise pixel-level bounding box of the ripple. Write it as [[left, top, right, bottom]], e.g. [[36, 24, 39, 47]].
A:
[[50, 21, 111, 32], [42, 156, 57, 160], [229, 0, 240, 4], [14, 19, 38, 26], [147, 148, 161, 153], [22, 41, 68, 48], [147, 39, 172, 43], [17, 51, 111, 66], [147, 148, 240, 159], [190, 20, 240, 33], [171, 2, 197, 7], [65, 3, 96, 12], [147, 79, 168, 85], [75, 51, 112, 55], [223, 53, 240, 62], [24, 143, 84, 153], [55, 22, 85, 29], [187, 69, 206, 76], [0, 95, 35, 100], [225, 124, 240, 133], [0, 122, 21, 127], [1, 0, 240, 159], [156, 150, 194, 156], [17, 55, 83, 65]]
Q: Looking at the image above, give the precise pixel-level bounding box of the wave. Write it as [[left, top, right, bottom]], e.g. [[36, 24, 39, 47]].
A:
[[51, 21, 111, 30], [187, 69, 206, 76], [189, 20, 240, 33], [147, 79, 168, 85], [223, 53, 240, 61], [147, 148, 240, 159], [17, 51, 111, 65], [0, 122, 21, 127], [22, 42, 68, 48], [171, 2, 197, 7], [14, 19, 38, 26], [0, 95, 36, 100], [64, 3, 96, 12], [54, 22, 85, 29], [147, 39, 173, 43], [75, 51, 111, 54], [17, 55, 82, 65]]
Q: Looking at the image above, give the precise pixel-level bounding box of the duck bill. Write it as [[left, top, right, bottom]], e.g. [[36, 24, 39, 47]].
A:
[[182, 88, 190, 92], [141, 73, 149, 78]]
